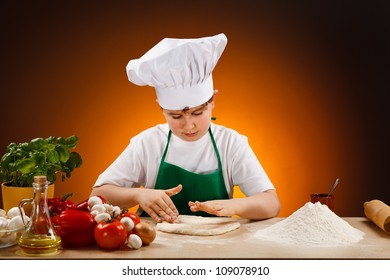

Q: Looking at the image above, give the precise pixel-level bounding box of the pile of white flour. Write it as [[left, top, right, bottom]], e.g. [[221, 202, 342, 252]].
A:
[[254, 202, 365, 246]]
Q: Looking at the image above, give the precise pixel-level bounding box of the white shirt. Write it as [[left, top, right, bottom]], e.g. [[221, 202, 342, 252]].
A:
[[94, 123, 274, 197]]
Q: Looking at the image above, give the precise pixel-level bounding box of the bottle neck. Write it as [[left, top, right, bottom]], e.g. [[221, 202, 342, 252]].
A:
[[29, 181, 50, 233], [32, 182, 48, 206]]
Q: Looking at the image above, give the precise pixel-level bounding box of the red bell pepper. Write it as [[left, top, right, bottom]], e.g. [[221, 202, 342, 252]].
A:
[[48, 193, 77, 215], [76, 195, 106, 211], [57, 210, 96, 247]]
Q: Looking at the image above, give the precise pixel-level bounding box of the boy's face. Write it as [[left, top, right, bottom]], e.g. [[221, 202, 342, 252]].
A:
[[162, 101, 214, 142]]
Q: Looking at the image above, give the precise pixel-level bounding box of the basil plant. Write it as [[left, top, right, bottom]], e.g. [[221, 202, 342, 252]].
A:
[[0, 135, 82, 187]]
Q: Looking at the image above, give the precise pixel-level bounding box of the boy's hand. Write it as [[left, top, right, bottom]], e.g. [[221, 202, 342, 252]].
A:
[[188, 199, 236, 217], [139, 184, 182, 223]]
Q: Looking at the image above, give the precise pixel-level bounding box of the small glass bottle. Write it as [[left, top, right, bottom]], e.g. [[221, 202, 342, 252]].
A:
[[18, 176, 61, 255]]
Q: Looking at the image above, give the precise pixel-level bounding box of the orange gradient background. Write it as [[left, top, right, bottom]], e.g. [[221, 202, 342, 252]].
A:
[[0, 1, 388, 217]]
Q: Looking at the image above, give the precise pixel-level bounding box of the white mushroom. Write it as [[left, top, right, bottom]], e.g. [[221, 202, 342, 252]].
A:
[[90, 204, 106, 214], [103, 203, 114, 212], [87, 196, 103, 210], [8, 216, 24, 230], [90, 210, 99, 217], [112, 206, 121, 218], [7, 207, 21, 219], [120, 217, 135, 233], [0, 209, 6, 218], [94, 212, 111, 223], [127, 234, 142, 249], [0, 217, 8, 230]]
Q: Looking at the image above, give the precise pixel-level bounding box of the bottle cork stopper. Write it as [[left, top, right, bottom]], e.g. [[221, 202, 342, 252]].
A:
[[34, 176, 47, 183]]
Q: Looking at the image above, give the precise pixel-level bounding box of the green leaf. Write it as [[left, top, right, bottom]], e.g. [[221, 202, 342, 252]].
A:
[[69, 152, 82, 168], [64, 135, 79, 149], [51, 163, 62, 171], [8, 162, 17, 172], [46, 169, 56, 184], [57, 137, 66, 145], [46, 136, 56, 144], [29, 138, 45, 150], [33, 167, 45, 175], [26, 175, 34, 187], [55, 144, 70, 163], [19, 142, 31, 152], [6, 143, 17, 153], [47, 149, 59, 163], [0, 171, 6, 182], [66, 159, 75, 171], [16, 158, 36, 174], [32, 151, 46, 165], [15, 148, 28, 158], [1, 152, 12, 168]]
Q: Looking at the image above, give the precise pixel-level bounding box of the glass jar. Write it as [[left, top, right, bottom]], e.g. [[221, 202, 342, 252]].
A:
[[18, 176, 61, 255]]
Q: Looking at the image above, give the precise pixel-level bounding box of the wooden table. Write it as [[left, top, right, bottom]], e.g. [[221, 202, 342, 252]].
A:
[[1, 217, 389, 259]]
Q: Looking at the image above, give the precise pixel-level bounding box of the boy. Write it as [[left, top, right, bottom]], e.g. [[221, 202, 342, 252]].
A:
[[91, 33, 280, 222]]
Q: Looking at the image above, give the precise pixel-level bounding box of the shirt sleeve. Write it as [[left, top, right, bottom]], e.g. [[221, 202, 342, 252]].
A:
[[93, 124, 167, 189], [93, 140, 146, 188], [219, 127, 274, 197], [230, 138, 275, 196]]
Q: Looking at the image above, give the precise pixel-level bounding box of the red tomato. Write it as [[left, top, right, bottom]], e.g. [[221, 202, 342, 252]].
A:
[[121, 211, 141, 226], [94, 221, 127, 250]]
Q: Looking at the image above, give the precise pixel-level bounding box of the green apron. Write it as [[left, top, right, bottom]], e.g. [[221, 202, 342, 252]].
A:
[[145, 127, 229, 217]]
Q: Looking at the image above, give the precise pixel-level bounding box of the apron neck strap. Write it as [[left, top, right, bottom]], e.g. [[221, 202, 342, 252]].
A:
[[208, 126, 223, 169], [161, 130, 173, 161]]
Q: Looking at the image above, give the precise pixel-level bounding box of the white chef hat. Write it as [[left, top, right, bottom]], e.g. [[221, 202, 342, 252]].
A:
[[126, 33, 227, 110]]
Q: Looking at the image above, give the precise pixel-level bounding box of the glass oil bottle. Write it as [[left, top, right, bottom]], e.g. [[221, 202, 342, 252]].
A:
[[18, 175, 61, 255]]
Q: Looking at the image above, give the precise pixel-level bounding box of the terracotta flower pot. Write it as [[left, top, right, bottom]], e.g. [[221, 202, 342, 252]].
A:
[[1, 183, 55, 215]]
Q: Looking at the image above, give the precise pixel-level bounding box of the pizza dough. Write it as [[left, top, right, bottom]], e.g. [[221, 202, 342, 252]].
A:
[[156, 215, 241, 236]]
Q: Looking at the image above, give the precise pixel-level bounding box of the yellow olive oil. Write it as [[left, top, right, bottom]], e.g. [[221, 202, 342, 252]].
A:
[[18, 234, 61, 255]]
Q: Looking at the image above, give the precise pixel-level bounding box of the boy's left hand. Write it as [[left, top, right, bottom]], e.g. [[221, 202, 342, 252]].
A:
[[188, 200, 236, 217]]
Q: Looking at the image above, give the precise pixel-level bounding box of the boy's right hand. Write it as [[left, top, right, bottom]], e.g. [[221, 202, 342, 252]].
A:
[[139, 184, 182, 223]]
